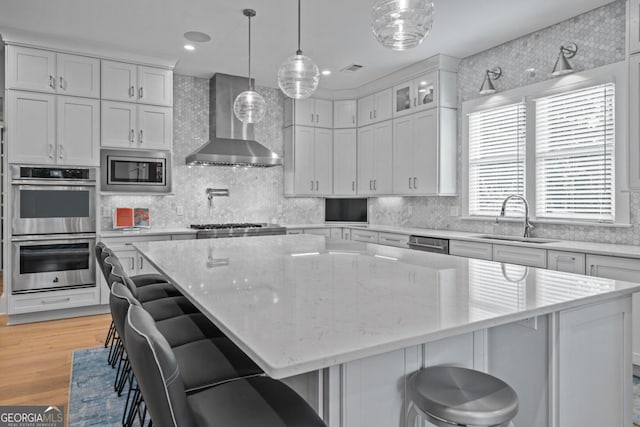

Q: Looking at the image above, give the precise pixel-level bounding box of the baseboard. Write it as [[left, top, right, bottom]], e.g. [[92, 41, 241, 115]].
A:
[[7, 304, 109, 325]]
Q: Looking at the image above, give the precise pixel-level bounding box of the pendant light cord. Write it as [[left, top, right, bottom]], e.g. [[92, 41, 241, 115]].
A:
[[248, 13, 253, 90], [296, 0, 302, 55]]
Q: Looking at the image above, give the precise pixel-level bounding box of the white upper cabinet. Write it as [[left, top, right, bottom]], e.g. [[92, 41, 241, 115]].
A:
[[102, 60, 173, 106], [630, 0, 640, 54], [56, 54, 100, 98], [101, 60, 138, 102], [56, 96, 100, 165], [358, 88, 393, 127], [284, 126, 333, 196], [137, 66, 173, 107], [137, 104, 173, 150], [392, 70, 457, 118], [101, 101, 172, 150], [7, 91, 56, 164], [333, 100, 357, 128], [6, 46, 100, 98], [392, 108, 457, 196], [6, 46, 57, 93], [285, 98, 333, 128], [358, 121, 393, 195], [7, 91, 99, 166], [629, 54, 640, 189], [333, 128, 357, 195]]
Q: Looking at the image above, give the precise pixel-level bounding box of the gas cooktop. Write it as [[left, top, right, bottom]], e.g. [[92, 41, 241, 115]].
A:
[[191, 223, 286, 239]]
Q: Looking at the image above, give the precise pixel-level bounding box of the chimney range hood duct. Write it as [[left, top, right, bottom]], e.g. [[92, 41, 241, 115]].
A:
[[186, 73, 282, 167]]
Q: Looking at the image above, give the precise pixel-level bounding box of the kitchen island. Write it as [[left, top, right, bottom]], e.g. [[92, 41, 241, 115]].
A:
[[134, 235, 640, 427]]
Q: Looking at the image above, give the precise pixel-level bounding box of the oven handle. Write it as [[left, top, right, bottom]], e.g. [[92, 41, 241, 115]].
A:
[[12, 179, 96, 186], [12, 233, 97, 242]]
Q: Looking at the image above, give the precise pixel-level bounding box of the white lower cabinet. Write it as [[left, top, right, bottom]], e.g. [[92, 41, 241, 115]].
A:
[[303, 228, 332, 237], [492, 244, 547, 268], [547, 250, 585, 274], [377, 232, 408, 248], [10, 286, 100, 315], [587, 254, 640, 365], [449, 240, 492, 260], [351, 229, 378, 244]]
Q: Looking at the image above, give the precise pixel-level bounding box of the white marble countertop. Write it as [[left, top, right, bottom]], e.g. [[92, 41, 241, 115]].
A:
[[100, 227, 198, 238], [134, 235, 640, 379], [286, 223, 640, 260]]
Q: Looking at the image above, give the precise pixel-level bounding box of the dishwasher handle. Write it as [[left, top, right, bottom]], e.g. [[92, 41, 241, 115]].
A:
[[408, 236, 449, 254]]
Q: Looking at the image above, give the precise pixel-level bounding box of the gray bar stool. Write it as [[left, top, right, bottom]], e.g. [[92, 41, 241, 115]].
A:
[[407, 366, 518, 427]]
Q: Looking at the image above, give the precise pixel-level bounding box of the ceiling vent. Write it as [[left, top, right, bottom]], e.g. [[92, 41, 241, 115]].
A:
[[340, 64, 363, 72]]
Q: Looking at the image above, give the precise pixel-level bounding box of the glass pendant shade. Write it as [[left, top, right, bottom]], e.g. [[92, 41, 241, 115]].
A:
[[371, 0, 434, 51], [277, 53, 320, 99], [234, 90, 267, 124]]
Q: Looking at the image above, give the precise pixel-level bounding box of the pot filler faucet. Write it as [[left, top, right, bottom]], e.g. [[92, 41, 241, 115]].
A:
[[497, 195, 535, 238], [206, 188, 230, 208]]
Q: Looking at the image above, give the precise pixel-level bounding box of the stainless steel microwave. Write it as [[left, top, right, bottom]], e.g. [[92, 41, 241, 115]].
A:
[[101, 149, 171, 193]]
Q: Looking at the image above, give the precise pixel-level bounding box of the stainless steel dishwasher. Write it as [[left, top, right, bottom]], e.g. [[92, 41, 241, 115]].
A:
[[407, 236, 450, 254]]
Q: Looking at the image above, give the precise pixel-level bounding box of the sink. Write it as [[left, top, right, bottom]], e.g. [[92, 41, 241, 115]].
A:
[[474, 234, 559, 244]]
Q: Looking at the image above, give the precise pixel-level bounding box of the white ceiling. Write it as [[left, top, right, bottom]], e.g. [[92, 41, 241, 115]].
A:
[[0, 0, 616, 91]]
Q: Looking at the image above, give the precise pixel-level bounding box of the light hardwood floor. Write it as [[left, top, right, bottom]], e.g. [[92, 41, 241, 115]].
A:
[[0, 302, 111, 407]]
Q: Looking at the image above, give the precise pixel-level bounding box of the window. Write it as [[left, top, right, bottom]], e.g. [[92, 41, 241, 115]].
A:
[[535, 84, 615, 222], [465, 75, 622, 224], [468, 103, 526, 216]]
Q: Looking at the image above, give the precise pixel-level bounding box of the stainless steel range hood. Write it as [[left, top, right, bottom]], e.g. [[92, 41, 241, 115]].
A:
[[186, 73, 282, 167]]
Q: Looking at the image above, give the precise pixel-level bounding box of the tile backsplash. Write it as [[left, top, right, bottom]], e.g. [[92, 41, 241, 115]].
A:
[[371, 0, 640, 246], [100, 76, 323, 229]]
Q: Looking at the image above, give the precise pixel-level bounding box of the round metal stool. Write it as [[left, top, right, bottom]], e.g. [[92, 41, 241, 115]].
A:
[[407, 366, 518, 427]]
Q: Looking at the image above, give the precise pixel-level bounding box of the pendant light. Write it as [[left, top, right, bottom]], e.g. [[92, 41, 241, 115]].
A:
[[277, 0, 320, 99], [234, 9, 267, 124], [371, 0, 435, 51]]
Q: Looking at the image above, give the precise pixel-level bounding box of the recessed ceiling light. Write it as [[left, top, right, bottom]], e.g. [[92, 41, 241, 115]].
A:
[[322, 70, 331, 76], [184, 31, 212, 43], [184, 44, 195, 51]]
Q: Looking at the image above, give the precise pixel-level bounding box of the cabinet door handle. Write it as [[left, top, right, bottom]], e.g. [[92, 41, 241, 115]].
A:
[[352, 115, 355, 124], [374, 109, 377, 119], [48, 143, 54, 159], [369, 111, 372, 120], [589, 264, 595, 276], [42, 297, 71, 305], [58, 145, 63, 160], [373, 179, 377, 191], [49, 75, 55, 89], [129, 86, 135, 98], [311, 113, 314, 124], [352, 181, 355, 192], [131, 258, 135, 271], [316, 180, 319, 191], [139, 87, 144, 99], [316, 114, 319, 124], [413, 177, 417, 189], [311, 180, 314, 191], [369, 180, 372, 190], [130, 129, 135, 143], [414, 97, 417, 107], [139, 256, 144, 269], [139, 129, 143, 144], [409, 177, 412, 189], [59, 76, 64, 90]]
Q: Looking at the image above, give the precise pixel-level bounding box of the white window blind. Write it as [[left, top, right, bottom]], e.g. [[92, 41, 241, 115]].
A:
[[535, 83, 615, 222], [468, 103, 526, 216]]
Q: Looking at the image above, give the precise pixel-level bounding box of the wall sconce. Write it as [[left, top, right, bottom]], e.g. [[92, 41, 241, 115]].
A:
[[551, 43, 578, 76], [479, 67, 502, 95]]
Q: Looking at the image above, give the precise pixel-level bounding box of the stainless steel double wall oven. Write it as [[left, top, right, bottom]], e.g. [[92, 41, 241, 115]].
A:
[[11, 165, 97, 293]]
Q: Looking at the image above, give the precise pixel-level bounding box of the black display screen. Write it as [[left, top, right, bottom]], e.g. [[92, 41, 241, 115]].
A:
[[325, 198, 367, 223]]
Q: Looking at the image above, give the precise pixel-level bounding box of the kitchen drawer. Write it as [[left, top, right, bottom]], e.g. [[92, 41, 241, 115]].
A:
[[492, 244, 547, 268], [10, 286, 100, 314], [450, 240, 492, 260], [304, 228, 332, 237], [351, 229, 379, 243], [342, 228, 352, 240], [378, 232, 409, 248], [547, 250, 586, 275], [287, 229, 304, 235]]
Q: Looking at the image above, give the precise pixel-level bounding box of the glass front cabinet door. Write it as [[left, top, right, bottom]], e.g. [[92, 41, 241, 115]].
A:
[[392, 71, 439, 117]]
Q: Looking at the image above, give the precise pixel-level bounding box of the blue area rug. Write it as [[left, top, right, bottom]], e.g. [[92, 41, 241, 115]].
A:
[[68, 347, 126, 426]]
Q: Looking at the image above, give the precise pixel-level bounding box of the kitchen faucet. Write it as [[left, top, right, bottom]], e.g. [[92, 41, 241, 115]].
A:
[[206, 188, 230, 208], [497, 195, 535, 238]]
